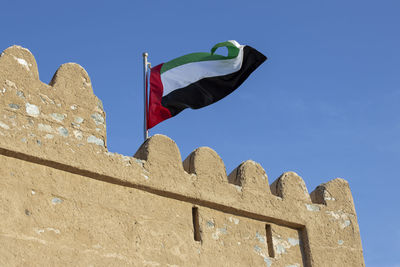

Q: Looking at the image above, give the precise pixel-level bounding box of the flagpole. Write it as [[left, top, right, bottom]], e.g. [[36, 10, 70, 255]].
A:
[[143, 52, 149, 141]]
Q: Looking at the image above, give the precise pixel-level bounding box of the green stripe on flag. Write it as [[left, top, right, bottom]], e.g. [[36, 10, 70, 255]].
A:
[[210, 41, 240, 57], [160, 41, 240, 74]]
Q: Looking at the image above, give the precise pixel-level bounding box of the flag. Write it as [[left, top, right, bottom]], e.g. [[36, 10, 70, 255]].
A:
[[147, 40, 267, 129]]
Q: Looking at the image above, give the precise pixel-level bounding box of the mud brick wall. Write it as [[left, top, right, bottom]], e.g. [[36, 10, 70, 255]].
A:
[[0, 45, 364, 266]]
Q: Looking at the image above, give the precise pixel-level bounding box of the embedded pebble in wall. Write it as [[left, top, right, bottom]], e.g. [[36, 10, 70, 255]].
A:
[[39, 94, 55, 105], [70, 104, 77, 110], [0, 121, 10, 130], [87, 135, 104, 146], [17, 91, 25, 98], [8, 103, 20, 110], [91, 113, 104, 125], [5, 80, 17, 89], [74, 117, 84, 124], [57, 127, 69, 137], [234, 185, 242, 193], [44, 134, 54, 139], [14, 56, 31, 71], [25, 103, 39, 117], [264, 257, 272, 267], [50, 113, 66, 122], [254, 245, 262, 253], [338, 240, 344, 245], [51, 197, 62, 204], [212, 227, 227, 240], [206, 220, 215, 229], [275, 243, 286, 255], [305, 204, 320, 212], [256, 232, 266, 243], [38, 124, 53, 133], [323, 190, 335, 201], [326, 210, 342, 219], [39, 95, 46, 104], [288, 238, 299, 246], [73, 130, 83, 140], [21, 137, 27, 143], [1, 88, 6, 94], [273, 236, 291, 255], [325, 211, 353, 229], [228, 217, 240, 225], [341, 220, 351, 229]]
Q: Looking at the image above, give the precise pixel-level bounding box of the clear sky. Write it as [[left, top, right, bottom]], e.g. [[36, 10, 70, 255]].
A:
[[1, 0, 399, 265]]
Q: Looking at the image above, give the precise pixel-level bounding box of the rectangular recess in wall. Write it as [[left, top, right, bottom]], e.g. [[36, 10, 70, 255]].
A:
[[192, 207, 201, 242], [266, 224, 275, 258]]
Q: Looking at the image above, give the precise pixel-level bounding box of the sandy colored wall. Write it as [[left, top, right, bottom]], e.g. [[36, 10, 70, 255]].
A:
[[0, 45, 364, 266]]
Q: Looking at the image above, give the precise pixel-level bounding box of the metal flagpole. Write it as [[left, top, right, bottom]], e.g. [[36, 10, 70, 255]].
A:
[[143, 52, 149, 141]]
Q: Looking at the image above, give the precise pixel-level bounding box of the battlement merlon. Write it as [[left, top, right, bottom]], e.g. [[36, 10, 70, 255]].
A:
[[0, 45, 364, 266]]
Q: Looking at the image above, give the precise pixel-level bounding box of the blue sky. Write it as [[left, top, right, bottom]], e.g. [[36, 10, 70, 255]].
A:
[[1, 0, 399, 265]]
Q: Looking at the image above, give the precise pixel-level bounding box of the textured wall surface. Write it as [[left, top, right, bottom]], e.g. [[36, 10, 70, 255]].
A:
[[0, 45, 365, 266]]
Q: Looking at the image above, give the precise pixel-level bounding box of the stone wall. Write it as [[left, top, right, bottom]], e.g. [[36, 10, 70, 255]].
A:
[[0, 45, 365, 266]]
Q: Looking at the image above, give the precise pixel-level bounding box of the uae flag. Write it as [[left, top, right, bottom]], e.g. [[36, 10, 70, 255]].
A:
[[147, 40, 267, 129]]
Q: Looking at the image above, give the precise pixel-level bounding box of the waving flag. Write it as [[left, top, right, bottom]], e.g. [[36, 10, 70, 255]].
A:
[[147, 40, 267, 129]]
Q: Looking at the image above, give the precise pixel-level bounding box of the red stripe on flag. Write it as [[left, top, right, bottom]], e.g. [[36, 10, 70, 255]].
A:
[[147, 63, 172, 129]]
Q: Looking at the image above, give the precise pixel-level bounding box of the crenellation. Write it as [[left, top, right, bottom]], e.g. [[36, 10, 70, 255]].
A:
[[183, 147, 227, 182], [270, 172, 311, 203], [134, 134, 183, 172], [0, 45, 39, 80], [0, 45, 365, 266], [228, 160, 272, 199], [310, 178, 357, 214]]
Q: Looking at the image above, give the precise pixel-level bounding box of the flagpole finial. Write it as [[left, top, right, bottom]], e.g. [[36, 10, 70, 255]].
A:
[[143, 52, 148, 57]]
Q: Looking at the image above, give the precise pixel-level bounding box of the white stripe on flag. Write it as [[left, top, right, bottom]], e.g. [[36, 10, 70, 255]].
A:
[[161, 46, 245, 96]]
